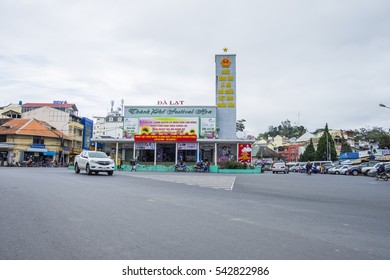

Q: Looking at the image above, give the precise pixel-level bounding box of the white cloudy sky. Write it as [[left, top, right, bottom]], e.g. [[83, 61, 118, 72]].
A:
[[1, 0, 390, 136]]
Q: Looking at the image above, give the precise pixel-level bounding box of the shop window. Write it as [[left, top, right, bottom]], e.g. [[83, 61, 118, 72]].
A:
[[138, 150, 155, 163], [156, 144, 175, 163]]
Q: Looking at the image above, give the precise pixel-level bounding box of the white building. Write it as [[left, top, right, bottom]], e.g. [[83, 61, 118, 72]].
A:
[[93, 115, 124, 139], [21, 106, 70, 134], [93, 100, 125, 139], [0, 103, 22, 119]]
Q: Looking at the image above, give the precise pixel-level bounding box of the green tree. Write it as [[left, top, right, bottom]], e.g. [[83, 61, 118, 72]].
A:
[[236, 119, 246, 132], [353, 126, 390, 149], [315, 123, 337, 161], [301, 139, 316, 161], [378, 133, 390, 149], [258, 119, 306, 139]]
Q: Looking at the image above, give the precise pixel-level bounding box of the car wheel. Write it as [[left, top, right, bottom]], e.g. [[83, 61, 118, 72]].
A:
[[75, 163, 80, 174], [335, 171, 340, 175], [86, 164, 92, 175], [107, 171, 113, 176], [352, 170, 359, 176]]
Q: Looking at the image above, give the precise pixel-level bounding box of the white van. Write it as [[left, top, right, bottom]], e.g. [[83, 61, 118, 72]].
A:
[[312, 161, 333, 168]]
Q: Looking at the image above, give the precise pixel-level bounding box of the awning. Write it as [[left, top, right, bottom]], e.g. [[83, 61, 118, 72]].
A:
[[0, 143, 15, 149], [43, 151, 56, 156], [26, 148, 47, 153]]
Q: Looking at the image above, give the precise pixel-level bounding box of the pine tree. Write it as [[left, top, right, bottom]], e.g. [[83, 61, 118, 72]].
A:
[[316, 123, 337, 161], [301, 139, 316, 161]]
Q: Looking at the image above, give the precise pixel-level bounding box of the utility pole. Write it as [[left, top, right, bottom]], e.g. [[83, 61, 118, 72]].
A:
[[60, 123, 68, 167]]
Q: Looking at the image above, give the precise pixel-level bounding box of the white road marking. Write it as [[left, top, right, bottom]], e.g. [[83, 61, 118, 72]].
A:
[[122, 173, 236, 191]]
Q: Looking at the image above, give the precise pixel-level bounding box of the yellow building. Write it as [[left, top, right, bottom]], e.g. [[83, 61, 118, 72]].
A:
[[0, 118, 70, 166]]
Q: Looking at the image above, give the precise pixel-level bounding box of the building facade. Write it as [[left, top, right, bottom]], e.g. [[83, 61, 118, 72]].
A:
[[0, 103, 22, 119], [92, 52, 254, 166], [21, 102, 93, 163], [0, 119, 70, 165]]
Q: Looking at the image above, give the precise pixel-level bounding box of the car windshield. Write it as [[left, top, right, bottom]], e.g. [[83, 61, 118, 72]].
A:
[[88, 152, 108, 158]]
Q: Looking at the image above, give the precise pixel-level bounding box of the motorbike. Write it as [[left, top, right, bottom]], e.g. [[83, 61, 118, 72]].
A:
[[375, 172, 390, 181], [175, 165, 187, 172]]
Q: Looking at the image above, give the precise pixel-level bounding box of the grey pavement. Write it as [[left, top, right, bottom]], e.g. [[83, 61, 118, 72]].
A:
[[1, 167, 390, 260], [122, 172, 236, 190]]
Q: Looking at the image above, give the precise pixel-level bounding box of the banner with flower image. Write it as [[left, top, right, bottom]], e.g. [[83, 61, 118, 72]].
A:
[[138, 117, 198, 136]]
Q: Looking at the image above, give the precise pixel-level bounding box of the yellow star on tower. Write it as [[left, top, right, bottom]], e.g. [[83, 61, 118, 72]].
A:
[[223, 48, 228, 52]]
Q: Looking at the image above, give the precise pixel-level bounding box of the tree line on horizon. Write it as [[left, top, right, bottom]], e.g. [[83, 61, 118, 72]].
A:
[[237, 119, 390, 161]]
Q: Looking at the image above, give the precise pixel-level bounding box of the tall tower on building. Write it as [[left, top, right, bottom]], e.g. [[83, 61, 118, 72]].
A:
[[215, 49, 237, 139]]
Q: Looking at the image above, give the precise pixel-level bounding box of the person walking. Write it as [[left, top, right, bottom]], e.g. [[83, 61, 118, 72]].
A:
[[130, 159, 137, 171], [117, 158, 122, 171]]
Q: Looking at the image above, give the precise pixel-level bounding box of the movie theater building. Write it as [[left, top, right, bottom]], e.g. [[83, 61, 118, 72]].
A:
[[91, 53, 254, 166]]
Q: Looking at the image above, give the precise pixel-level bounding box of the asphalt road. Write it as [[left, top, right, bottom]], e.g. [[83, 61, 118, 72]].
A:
[[1, 167, 389, 260]]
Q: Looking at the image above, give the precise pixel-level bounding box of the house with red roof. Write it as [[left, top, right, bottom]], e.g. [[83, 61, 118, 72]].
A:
[[0, 118, 71, 166]]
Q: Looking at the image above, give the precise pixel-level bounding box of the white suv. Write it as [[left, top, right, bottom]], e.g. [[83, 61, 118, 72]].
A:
[[271, 162, 289, 174], [74, 151, 115, 176]]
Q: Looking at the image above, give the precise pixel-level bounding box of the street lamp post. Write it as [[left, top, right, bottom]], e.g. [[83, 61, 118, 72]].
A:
[[379, 103, 390, 110]]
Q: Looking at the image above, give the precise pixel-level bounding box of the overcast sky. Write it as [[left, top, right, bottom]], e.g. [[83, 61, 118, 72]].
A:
[[1, 0, 389, 136]]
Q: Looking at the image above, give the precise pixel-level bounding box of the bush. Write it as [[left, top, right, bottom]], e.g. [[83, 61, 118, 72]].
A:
[[218, 160, 248, 169]]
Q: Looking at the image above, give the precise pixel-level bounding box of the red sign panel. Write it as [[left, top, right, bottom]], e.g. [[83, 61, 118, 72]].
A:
[[238, 143, 252, 163], [134, 134, 197, 142]]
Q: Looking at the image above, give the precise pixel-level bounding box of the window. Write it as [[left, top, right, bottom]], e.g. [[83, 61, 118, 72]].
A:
[[0, 135, 6, 142], [33, 136, 44, 144]]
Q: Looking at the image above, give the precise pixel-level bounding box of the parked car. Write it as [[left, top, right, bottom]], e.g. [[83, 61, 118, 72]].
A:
[[290, 162, 306, 172], [346, 162, 373, 176], [363, 162, 390, 176], [339, 165, 351, 175], [271, 162, 289, 174], [74, 150, 115, 176], [361, 162, 381, 175], [312, 161, 333, 169], [346, 165, 362, 176], [328, 165, 350, 175], [367, 163, 390, 177], [322, 163, 335, 174]]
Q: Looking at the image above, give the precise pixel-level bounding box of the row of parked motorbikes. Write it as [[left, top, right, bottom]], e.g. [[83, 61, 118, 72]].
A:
[[9, 159, 65, 167]]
